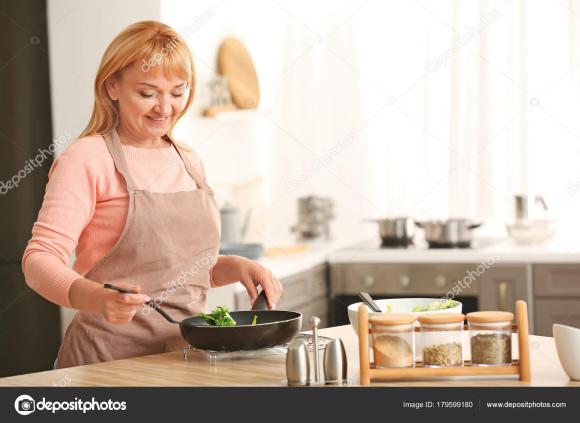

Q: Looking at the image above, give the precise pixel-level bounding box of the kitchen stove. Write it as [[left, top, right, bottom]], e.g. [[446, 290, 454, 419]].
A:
[[183, 333, 334, 364], [377, 237, 498, 250]]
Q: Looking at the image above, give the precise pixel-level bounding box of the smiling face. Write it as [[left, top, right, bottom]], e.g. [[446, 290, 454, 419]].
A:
[[105, 61, 189, 145]]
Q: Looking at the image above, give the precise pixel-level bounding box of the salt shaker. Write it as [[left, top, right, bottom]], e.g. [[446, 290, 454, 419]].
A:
[[286, 339, 310, 386], [323, 338, 347, 385]]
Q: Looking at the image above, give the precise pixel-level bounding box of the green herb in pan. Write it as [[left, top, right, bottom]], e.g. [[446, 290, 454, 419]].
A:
[[251, 315, 258, 325], [199, 306, 237, 326]]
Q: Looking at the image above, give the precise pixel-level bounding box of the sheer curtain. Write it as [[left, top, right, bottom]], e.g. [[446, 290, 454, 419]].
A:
[[358, 0, 580, 228], [166, 0, 580, 242]]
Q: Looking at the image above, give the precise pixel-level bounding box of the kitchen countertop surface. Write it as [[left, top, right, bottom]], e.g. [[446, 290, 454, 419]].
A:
[[1, 325, 577, 387], [256, 237, 363, 280], [328, 236, 580, 264]]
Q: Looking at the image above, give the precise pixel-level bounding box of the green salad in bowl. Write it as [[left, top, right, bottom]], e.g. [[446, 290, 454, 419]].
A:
[[411, 299, 457, 312]]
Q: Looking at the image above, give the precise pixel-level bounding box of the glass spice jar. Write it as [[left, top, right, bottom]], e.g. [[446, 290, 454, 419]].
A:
[[369, 314, 416, 368], [466, 311, 514, 366], [418, 313, 465, 368]]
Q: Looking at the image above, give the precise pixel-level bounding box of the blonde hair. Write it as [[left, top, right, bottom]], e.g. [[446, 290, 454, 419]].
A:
[[80, 21, 195, 145]]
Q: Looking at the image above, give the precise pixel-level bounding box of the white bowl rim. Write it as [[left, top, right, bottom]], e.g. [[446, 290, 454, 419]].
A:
[[553, 323, 580, 334], [347, 297, 462, 312]]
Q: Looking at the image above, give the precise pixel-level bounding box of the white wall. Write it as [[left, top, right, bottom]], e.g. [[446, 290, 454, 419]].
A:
[[47, 0, 161, 155]]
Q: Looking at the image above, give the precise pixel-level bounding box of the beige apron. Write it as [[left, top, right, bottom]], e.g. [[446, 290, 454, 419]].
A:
[[56, 128, 220, 368]]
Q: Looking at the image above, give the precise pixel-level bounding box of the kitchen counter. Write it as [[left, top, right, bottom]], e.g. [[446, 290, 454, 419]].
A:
[[328, 237, 580, 264], [256, 236, 370, 279], [1, 325, 577, 387]]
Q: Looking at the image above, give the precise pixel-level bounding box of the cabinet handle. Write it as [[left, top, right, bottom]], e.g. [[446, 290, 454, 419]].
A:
[[400, 275, 411, 289], [363, 275, 375, 288], [434, 275, 447, 289], [498, 282, 508, 311]]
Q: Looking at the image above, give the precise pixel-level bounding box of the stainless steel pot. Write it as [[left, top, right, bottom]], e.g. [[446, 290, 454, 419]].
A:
[[364, 217, 415, 246], [415, 219, 482, 248]]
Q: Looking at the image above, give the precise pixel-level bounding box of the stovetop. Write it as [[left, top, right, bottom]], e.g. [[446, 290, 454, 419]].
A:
[[356, 237, 500, 251]]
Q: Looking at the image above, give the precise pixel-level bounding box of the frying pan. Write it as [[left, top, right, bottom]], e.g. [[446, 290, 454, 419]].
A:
[[104, 284, 302, 352]]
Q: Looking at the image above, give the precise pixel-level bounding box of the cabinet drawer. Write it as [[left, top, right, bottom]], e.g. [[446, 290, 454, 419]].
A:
[[278, 272, 310, 309], [535, 299, 580, 336], [478, 265, 529, 314], [331, 264, 479, 296], [309, 264, 328, 298], [534, 264, 580, 297]]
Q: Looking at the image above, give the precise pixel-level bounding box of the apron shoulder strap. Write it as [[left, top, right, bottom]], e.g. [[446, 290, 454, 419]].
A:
[[102, 128, 139, 191], [167, 137, 214, 195]]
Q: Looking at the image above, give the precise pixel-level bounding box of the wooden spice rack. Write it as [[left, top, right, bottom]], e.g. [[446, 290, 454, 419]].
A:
[[358, 300, 531, 384]]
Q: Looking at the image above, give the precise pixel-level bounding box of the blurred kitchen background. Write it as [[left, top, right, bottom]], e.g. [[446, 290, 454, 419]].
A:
[[2, 0, 580, 376]]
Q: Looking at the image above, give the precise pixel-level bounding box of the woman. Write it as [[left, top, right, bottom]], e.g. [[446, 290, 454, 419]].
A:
[[22, 21, 282, 368]]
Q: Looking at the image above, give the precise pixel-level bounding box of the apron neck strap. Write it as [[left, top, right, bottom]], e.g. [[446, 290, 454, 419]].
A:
[[167, 138, 213, 194], [103, 128, 214, 195], [103, 128, 139, 191]]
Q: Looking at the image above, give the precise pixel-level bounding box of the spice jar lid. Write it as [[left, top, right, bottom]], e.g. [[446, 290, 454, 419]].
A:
[[369, 313, 416, 326], [466, 311, 514, 323], [418, 313, 465, 324]]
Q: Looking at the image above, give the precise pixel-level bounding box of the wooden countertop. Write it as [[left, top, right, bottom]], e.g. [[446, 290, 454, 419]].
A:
[[1, 326, 578, 387]]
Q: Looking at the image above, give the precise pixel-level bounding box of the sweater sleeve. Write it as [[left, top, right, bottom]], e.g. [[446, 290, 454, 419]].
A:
[[22, 139, 99, 308]]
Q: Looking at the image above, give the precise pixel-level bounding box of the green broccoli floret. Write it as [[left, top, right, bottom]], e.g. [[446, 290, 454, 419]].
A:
[[199, 306, 237, 326]]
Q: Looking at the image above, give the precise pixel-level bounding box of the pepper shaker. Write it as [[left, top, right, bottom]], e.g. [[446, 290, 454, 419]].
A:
[[286, 339, 310, 386], [323, 338, 347, 384]]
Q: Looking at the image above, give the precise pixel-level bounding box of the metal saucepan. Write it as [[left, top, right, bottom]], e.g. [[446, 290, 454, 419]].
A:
[[104, 284, 302, 352], [363, 217, 415, 247], [415, 219, 483, 248]]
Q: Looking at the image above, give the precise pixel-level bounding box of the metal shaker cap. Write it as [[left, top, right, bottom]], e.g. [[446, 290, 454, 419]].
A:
[[286, 339, 310, 386], [323, 338, 347, 385]]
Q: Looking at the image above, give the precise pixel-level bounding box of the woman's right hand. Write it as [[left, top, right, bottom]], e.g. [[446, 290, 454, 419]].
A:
[[69, 278, 151, 324], [98, 282, 151, 324]]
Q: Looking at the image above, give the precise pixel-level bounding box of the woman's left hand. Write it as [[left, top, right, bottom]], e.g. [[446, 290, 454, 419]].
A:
[[234, 257, 283, 309]]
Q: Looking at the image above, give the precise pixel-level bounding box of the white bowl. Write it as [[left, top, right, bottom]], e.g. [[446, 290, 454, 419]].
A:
[[553, 323, 580, 381], [348, 298, 463, 335], [507, 219, 557, 245]]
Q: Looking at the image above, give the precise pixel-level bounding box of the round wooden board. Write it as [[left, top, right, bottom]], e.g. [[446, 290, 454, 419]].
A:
[[218, 37, 260, 109]]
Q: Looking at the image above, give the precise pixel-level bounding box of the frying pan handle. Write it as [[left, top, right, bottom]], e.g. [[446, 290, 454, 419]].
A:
[[103, 283, 180, 324], [251, 290, 269, 311]]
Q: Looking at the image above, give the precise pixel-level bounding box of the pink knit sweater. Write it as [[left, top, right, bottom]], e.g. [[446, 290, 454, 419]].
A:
[[22, 134, 206, 309]]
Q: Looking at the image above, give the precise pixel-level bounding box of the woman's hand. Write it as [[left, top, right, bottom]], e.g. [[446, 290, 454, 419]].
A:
[[236, 258, 283, 309], [211, 256, 283, 309], [69, 278, 151, 324], [97, 282, 151, 324]]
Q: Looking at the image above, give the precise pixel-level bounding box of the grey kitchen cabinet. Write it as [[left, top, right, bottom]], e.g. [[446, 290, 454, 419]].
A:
[[330, 263, 479, 296], [235, 264, 329, 329], [534, 300, 580, 336], [534, 264, 580, 336], [478, 265, 530, 315]]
